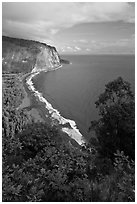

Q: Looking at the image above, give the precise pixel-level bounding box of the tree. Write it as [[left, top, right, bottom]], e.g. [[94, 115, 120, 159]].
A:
[[2, 72, 135, 202], [2, 123, 95, 202], [89, 77, 135, 160]]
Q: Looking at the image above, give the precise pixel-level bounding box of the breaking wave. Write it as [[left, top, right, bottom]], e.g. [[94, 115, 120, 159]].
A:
[[26, 66, 85, 146]]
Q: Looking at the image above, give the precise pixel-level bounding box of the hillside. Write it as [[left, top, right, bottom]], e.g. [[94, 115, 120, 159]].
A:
[[2, 36, 61, 73]]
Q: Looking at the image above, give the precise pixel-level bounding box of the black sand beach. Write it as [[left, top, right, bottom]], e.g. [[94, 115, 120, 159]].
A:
[[20, 71, 82, 148]]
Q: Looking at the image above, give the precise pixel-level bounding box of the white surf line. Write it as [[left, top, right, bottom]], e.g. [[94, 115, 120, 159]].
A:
[[26, 66, 86, 146]]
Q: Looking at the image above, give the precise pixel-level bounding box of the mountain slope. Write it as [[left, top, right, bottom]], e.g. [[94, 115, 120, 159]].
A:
[[2, 36, 61, 73]]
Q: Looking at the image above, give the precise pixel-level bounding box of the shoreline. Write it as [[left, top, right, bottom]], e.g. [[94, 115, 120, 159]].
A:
[[24, 65, 86, 146]]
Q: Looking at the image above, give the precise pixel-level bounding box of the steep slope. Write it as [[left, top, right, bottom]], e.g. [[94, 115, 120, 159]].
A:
[[2, 36, 61, 73]]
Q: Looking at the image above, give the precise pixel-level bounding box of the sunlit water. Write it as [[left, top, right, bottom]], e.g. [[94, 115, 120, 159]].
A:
[[33, 55, 135, 140]]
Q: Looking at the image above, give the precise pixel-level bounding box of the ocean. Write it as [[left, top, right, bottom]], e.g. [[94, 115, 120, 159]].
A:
[[33, 55, 135, 140]]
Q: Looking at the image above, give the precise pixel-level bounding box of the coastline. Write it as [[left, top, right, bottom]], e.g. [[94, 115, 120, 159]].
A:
[[20, 73, 45, 123], [22, 65, 86, 146]]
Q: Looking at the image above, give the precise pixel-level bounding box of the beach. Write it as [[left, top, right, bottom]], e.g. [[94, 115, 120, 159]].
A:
[[19, 67, 86, 147]]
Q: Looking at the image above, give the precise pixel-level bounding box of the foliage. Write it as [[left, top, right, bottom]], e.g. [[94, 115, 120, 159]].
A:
[[2, 74, 135, 202], [92, 151, 135, 202], [2, 36, 60, 73], [89, 77, 135, 160], [2, 36, 42, 73], [3, 122, 135, 202], [2, 74, 24, 109], [3, 123, 94, 202]]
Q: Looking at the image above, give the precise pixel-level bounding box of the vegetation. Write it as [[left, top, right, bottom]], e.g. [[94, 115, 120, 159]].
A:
[[2, 36, 60, 73], [89, 77, 135, 160], [2, 64, 135, 201]]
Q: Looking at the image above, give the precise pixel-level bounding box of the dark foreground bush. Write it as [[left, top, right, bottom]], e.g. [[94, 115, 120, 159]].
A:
[[3, 123, 135, 202]]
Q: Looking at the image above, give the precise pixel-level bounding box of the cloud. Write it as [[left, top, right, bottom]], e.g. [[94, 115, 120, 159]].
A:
[[58, 45, 82, 53], [75, 46, 81, 51], [2, 2, 135, 42], [73, 39, 88, 43], [98, 37, 135, 48], [82, 36, 135, 54], [58, 32, 134, 54], [86, 48, 91, 52]]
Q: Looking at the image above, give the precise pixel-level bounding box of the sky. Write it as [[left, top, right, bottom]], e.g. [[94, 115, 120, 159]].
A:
[[2, 2, 135, 55]]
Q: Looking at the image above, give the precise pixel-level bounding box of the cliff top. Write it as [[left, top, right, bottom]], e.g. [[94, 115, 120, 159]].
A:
[[2, 36, 57, 52], [2, 36, 60, 74]]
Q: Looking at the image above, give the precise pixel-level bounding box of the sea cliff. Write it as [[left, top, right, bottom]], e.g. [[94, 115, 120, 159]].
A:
[[2, 36, 61, 73]]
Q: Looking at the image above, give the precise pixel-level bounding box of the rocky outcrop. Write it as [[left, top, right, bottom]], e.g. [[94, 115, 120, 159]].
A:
[[2, 36, 61, 73]]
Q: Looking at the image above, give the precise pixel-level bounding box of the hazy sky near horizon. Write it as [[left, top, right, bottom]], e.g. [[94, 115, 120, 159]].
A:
[[2, 2, 135, 54]]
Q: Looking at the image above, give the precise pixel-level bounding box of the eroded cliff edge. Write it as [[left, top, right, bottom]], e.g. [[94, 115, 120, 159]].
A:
[[2, 36, 61, 73]]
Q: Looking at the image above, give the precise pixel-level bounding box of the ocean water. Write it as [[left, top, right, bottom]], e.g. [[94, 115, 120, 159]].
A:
[[33, 55, 135, 140]]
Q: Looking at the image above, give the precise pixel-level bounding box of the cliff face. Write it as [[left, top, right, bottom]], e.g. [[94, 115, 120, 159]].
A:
[[34, 44, 60, 72], [2, 36, 61, 73]]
